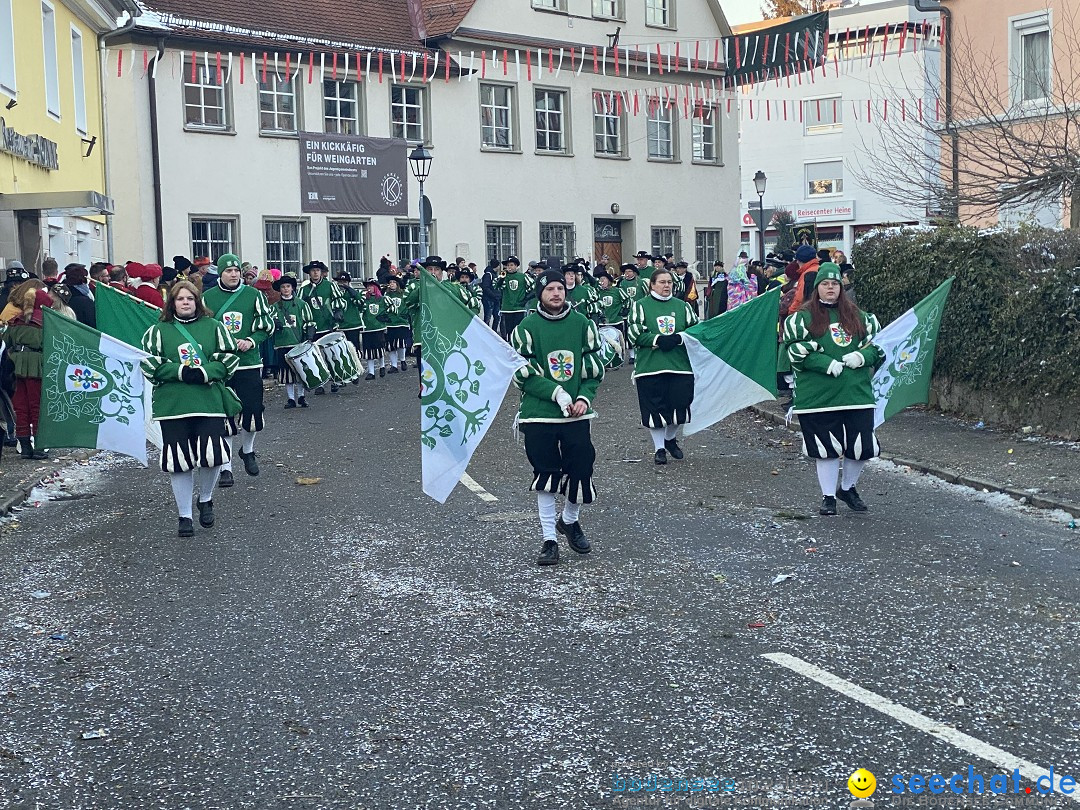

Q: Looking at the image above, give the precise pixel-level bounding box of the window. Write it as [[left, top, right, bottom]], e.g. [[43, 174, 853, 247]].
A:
[[70, 26, 86, 134], [806, 160, 844, 197], [540, 223, 576, 262], [264, 220, 306, 276], [329, 221, 368, 276], [692, 105, 719, 163], [533, 0, 566, 9], [651, 227, 681, 258], [1, 0, 16, 98], [392, 85, 428, 143], [695, 229, 723, 267], [803, 96, 843, 135], [259, 74, 299, 134], [184, 59, 228, 129], [397, 220, 434, 266], [480, 83, 516, 150], [647, 101, 677, 161], [1011, 12, 1051, 104], [190, 218, 237, 260], [535, 88, 569, 153], [593, 92, 625, 156], [593, 0, 624, 18], [486, 223, 520, 263], [324, 80, 362, 135], [41, 2, 59, 118], [646, 0, 672, 27]]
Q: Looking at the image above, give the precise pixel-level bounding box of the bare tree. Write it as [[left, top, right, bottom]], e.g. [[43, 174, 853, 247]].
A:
[[853, 8, 1080, 228], [760, 0, 829, 20]]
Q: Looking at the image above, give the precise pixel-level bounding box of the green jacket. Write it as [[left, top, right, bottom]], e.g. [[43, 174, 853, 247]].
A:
[[299, 277, 346, 333], [360, 293, 389, 332], [597, 286, 631, 325], [337, 286, 365, 331], [141, 316, 240, 420], [498, 272, 531, 313], [627, 293, 699, 378], [783, 307, 884, 414], [202, 282, 275, 369], [3, 322, 44, 379], [510, 304, 605, 424], [566, 283, 599, 319], [383, 289, 409, 327], [272, 297, 315, 349]]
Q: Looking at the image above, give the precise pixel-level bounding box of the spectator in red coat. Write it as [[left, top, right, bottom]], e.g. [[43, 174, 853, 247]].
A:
[[128, 262, 165, 308]]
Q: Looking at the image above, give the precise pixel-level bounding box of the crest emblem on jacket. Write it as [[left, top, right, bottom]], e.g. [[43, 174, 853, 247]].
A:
[[829, 323, 853, 347], [178, 343, 203, 367], [657, 315, 676, 335], [222, 312, 243, 334], [547, 350, 575, 381]]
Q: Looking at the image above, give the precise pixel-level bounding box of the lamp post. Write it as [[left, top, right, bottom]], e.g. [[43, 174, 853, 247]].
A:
[[753, 170, 767, 261], [409, 144, 433, 258]]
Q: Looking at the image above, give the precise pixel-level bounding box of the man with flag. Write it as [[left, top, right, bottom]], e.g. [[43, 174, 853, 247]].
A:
[[510, 268, 606, 566]]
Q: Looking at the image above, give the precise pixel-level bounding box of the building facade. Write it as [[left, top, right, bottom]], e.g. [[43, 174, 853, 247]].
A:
[[0, 0, 135, 274], [737, 0, 940, 256], [105, 0, 741, 277]]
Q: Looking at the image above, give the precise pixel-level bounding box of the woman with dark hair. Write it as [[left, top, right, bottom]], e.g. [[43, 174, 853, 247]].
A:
[[783, 263, 884, 516], [141, 281, 240, 537], [627, 268, 699, 465]]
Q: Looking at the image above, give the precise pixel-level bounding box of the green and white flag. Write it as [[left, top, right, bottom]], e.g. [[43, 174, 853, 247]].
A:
[[683, 289, 780, 435], [95, 282, 160, 347], [420, 271, 526, 503], [872, 277, 954, 427], [38, 309, 150, 466]]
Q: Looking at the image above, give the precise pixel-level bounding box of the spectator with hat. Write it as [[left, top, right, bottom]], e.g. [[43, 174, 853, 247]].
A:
[[129, 263, 166, 309], [705, 260, 728, 319], [1, 262, 32, 312]]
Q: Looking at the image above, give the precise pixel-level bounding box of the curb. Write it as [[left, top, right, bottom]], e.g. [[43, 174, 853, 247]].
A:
[[748, 405, 1080, 519], [0, 451, 89, 517]]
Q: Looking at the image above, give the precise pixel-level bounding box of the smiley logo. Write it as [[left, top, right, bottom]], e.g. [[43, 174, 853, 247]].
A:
[[848, 769, 877, 798]]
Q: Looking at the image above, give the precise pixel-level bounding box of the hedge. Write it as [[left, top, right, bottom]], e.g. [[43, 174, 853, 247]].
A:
[[852, 226, 1080, 433]]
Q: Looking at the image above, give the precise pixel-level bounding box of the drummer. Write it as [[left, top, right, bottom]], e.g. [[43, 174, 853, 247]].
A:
[[299, 260, 346, 394], [334, 272, 365, 385], [271, 274, 316, 409], [360, 278, 390, 380], [202, 254, 276, 487], [383, 276, 410, 373]]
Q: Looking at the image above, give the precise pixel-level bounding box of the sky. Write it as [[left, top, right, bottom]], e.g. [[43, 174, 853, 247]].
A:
[[721, 0, 768, 26]]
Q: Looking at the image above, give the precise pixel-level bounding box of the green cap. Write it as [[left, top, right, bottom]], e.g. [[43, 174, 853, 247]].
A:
[[816, 262, 842, 286], [216, 253, 241, 272]]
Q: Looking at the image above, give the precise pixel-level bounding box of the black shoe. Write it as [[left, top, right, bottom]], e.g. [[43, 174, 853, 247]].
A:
[[837, 486, 868, 512], [379, 366, 386, 378], [314, 386, 326, 395], [218, 470, 234, 489], [351, 379, 359, 386], [197, 499, 215, 528], [18, 438, 33, 459], [365, 373, 375, 381], [178, 517, 194, 538], [330, 383, 340, 393], [400, 361, 408, 371], [387, 366, 399, 374], [298, 397, 308, 408], [629, 356, 636, 365], [664, 438, 684, 460], [284, 399, 297, 409], [537, 539, 559, 566], [556, 519, 591, 554], [819, 495, 838, 516], [654, 449, 668, 465], [31, 446, 48, 460], [239, 450, 259, 476]]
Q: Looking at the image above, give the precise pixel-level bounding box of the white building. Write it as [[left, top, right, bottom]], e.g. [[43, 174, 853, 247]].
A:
[[737, 0, 939, 257], [104, 0, 742, 276]]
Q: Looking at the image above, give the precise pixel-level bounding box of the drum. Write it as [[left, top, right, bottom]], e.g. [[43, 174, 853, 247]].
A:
[[285, 341, 331, 390], [316, 331, 361, 383], [599, 325, 624, 369]]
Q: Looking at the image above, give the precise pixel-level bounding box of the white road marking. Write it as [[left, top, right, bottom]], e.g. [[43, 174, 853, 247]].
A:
[[460, 473, 498, 502], [762, 652, 1079, 803]]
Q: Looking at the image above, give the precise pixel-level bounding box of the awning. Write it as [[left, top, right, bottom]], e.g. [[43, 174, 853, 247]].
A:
[[0, 190, 114, 216]]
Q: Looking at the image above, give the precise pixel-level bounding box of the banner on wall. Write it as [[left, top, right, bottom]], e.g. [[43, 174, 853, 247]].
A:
[[298, 133, 409, 215]]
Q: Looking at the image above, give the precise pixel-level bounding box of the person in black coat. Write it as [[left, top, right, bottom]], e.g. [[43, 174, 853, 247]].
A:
[[62, 264, 96, 327], [480, 259, 502, 330]]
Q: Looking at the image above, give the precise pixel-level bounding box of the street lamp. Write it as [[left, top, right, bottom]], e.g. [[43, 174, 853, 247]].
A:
[[753, 170, 767, 262], [409, 144, 433, 258]]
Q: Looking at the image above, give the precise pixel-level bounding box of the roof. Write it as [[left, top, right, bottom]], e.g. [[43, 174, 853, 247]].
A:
[[417, 0, 479, 39], [139, 0, 426, 51]]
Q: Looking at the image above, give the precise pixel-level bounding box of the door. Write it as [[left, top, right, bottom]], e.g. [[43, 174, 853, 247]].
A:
[[593, 219, 622, 271]]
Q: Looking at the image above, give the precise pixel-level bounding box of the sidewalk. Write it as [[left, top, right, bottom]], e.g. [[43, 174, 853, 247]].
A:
[[0, 448, 87, 516], [753, 401, 1080, 518]]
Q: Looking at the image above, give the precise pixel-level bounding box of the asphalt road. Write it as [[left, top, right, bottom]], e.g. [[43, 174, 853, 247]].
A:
[[2, 366, 1078, 810]]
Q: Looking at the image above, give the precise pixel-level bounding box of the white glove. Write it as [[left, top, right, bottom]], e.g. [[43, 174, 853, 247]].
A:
[[826, 360, 844, 377], [554, 387, 574, 417], [842, 351, 866, 369]]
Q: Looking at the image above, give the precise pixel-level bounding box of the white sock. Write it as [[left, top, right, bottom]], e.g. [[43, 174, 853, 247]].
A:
[[398, 347, 406, 363], [170, 471, 194, 519], [285, 384, 295, 400], [241, 429, 256, 454], [649, 427, 666, 451], [221, 436, 234, 472], [816, 458, 841, 497], [841, 459, 867, 491], [297, 386, 305, 399], [197, 466, 220, 501], [664, 424, 678, 441], [537, 492, 557, 541], [562, 500, 581, 524], [367, 359, 376, 375]]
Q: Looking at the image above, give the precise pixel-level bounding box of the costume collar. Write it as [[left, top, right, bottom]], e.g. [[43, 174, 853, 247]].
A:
[[650, 291, 674, 302], [537, 302, 571, 321]]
